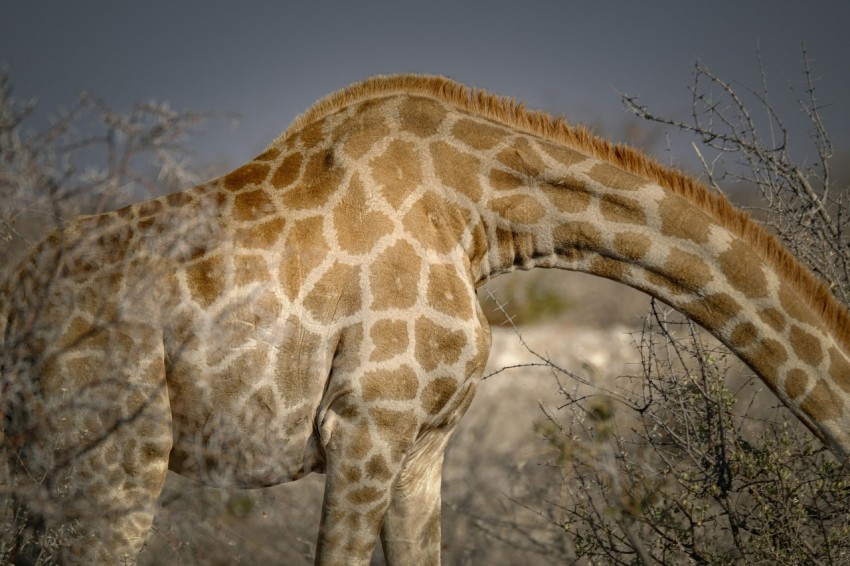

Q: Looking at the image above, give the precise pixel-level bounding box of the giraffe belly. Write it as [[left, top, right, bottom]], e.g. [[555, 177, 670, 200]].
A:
[[164, 329, 335, 488], [166, 398, 326, 488]]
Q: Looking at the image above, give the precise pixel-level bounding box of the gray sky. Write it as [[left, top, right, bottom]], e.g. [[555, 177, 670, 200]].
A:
[[2, 1, 849, 171]]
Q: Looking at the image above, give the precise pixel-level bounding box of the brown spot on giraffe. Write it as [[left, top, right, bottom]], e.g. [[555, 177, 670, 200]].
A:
[[96, 225, 134, 266], [333, 174, 394, 255], [346, 420, 373, 460], [215, 349, 268, 404], [338, 106, 391, 159], [749, 338, 789, 384], [250, 290, 282, 325], [599, 193, 646, 225], [717, 239, 769, 299], [368, 407, 418, 459], [790, 325, 823, 367], [370, 139, 424, 209], [421, 377, 458, 415], [495, 146, 529, 175], [658, 193, 712, 244], [348, 486, 383, 505], [246, 386, 276, 426], [234, 254, 270, 286], [403, 191, 468, 254], [537, 140, 589, 168], [233, 188, 275, 221], [467, 216, 489, 275], [135, 199, 164, 218], [65, 355, 99, 386], [281, 149, 345, 210], [365, 455, 392, 482], [800, 380, 844, 421], [552, 221, 603, 262], [680, 292, 742, 330], [730, 321, 759, 348], [234, 217, 286, 250], [430, 140, 483, 202], [785, 369, 809, 399], [613, 232, 651, 261], [270, 152, 303, 189], [487, 194, 546, 226], [467, 316, 492, 377], [488, 168, 524, 191], [303, 262, 362, 320], [186, 255, 225, 307], [758, 308, 786, 333], [165, 190, 195, 207], [361, 366, 419, 402], [494, 228, 514, 266], [426, 264, 474, 320], [495, 137, 547, 175], [369, 241, 421, 310], [589, 256, 627, 281], [497, 228, 541, 268], [137, 217, 156, 230], [414, 317, 466, 371], [222, 162, 270, 192], [647, 248, 713, 295], [342, 464, 362, 484], [343, 539, 377, 562], [254, 148, 280, 161], [273, 317, 323, 403], [299, 117, 326, 149], [451, 117, 511, 150], [587, 162, 645, 191], [828, 347, 850, 393], [278, 216, 327, 301], [399, 96, 448, 137], [540, 177, 592, 214], [778, 282, 819, 327], [369, 319, 409, 362]]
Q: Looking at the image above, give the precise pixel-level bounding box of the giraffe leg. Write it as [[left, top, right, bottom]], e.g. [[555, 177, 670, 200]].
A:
[[55, 375, 172, 564], [314, 402, 420, 566], [313, 309, 488, 565], [7, 391, 171, 564], [9, 336, 174, 565], [380, 432, 448, 566], [315, 400, 473, 565], [64, 408, 171, 564]]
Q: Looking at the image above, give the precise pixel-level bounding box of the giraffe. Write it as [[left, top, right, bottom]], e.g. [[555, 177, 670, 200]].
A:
[[2, 74, 849, 565]]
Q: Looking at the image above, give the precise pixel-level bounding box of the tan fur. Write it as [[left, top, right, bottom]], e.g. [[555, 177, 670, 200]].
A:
[[7, 74, 850, 565], [283, 74, 850, 351]]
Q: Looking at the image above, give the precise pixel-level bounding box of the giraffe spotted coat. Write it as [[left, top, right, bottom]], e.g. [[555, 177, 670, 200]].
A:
[[2, 74, 850, 564]]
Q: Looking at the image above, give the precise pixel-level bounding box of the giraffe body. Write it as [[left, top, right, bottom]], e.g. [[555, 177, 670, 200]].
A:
[[3, 75, 850, 564]]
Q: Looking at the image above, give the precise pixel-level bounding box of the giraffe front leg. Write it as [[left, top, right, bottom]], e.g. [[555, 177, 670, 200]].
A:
[[380, 431, 448, 566], [315, 401, 419, 566]]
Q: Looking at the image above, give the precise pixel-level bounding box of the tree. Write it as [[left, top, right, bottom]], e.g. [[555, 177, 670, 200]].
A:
[[0, 68, 218, 564]]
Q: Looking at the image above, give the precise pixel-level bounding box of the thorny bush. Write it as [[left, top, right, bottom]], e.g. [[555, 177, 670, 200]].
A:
[[509, 50, 850, 565]]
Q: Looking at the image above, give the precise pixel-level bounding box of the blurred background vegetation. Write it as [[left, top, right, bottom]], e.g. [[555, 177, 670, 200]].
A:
[[3, 47, 850, 564]]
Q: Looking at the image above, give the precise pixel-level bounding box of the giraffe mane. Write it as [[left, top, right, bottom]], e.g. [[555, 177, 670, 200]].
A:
[[282, 74, 850, 352]]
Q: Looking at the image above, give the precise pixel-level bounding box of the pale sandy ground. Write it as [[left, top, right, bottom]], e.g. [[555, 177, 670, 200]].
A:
[[142, 271, 653, 565]]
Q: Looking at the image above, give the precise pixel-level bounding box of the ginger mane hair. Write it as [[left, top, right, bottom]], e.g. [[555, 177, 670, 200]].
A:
[[282, 74, 850, 351]]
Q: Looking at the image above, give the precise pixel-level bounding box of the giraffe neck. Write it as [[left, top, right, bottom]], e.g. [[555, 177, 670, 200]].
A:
[[270, 75, 850, 460], [461, 125, 850, 458]]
